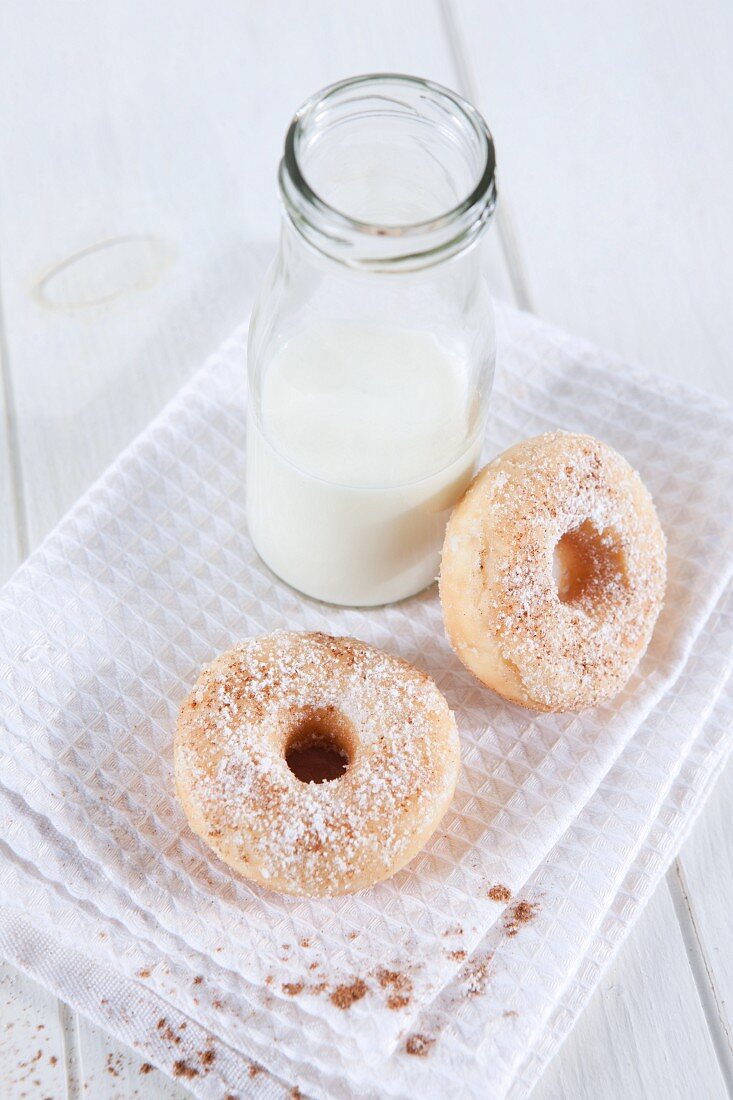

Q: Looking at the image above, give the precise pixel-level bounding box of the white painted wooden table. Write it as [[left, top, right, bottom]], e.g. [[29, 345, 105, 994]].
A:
[[1, 3, 732, 1097]]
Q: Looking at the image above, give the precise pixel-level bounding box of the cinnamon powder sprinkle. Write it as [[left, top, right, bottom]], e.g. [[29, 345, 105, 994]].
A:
[[504, 899, 539, 937], [199, 1048, 215, 1067], [405, 1034, 435, 1057], [248, 1063, 263, 1077], [282, 981, 304, 996], [172, 1059, 199, 1079], [139, 1063, 153, 1074], [449, 949, 467, 962], [487, 884, 512, 903], [376, 968, 412, 1010], [464, 952, 493, 997], [330, 979, 367, 1009], [177, 632, 451, 896]]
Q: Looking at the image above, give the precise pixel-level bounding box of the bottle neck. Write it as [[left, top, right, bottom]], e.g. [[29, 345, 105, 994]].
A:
[[279, 212, 485, 292], [279, 74, 496, 273]]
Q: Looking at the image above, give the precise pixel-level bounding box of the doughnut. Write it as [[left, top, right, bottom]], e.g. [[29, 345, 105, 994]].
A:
[[174, 631, 460, 897], [439, 431, 666, 712]]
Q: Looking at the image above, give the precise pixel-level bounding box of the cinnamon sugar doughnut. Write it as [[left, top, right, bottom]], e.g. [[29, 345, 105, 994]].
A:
[[439, 431, 666, 712], [174, 632, 460, 897]]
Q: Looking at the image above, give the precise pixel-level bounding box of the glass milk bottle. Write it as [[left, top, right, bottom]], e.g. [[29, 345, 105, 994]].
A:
[[246, 74, 497, 606]]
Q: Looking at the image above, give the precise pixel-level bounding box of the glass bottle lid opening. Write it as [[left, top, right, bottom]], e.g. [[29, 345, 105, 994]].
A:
[[279, 73, 497, 270]]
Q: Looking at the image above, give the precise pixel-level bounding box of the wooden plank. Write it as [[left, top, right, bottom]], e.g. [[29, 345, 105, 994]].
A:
[[74, 1013, 189, 1100], [533, 882, 727, 1100], [0, 962, 68, 1099], [673, 770, 733, 1081], [449, 0, 733, 396]]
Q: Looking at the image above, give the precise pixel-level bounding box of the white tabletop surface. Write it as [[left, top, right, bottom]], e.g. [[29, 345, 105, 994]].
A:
[[1, 2, 732, 1098]]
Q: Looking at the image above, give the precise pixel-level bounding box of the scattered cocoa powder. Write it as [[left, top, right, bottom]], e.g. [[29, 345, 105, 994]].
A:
[[487, 884, 512, 903], [193, 975, 203, 985], [155, 1017, 182, 1045], [299, 938, 311, 948], [504, 899, 539, 937], [49, 1056, 57, 1066], [199, 1048, 215, 1067], [248, 1063, 263, 1078], [330, 979, 367, 1009], [172, 1059, 199, 1080], [376, 968, 412, 1010], [464, 952, 493, 997], [449, 949, 467, 962], [308, 961, 319, 971], [405, 1034, 434, 1057], [282, 981, 304, 996], [106, 1053, 121, 1077], [137, 968, 151, 979], [213, 999, 223, 1009], [291, 1089, 303, 1099], [139, 1063, 153, 1075]]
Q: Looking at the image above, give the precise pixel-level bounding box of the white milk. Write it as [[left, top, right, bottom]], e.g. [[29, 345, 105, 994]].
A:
[[246, 322, 481, 606]]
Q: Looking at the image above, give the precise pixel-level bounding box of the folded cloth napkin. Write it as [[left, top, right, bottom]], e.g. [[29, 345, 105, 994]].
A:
[[2, 579, 732, 1099], [1, 304, 732, 1094]]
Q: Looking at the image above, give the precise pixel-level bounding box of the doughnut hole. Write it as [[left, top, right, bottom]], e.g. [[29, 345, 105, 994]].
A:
[[284, 707, 356, 784], [553, 521, 627, 609]]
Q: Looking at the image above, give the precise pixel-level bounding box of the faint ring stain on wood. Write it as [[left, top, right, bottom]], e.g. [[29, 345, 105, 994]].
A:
[[34, 234, 176, 309]]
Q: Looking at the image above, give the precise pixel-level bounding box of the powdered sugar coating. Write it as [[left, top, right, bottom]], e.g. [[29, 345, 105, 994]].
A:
[[174, 632, 460, 896], [440, 432, 667, 711]]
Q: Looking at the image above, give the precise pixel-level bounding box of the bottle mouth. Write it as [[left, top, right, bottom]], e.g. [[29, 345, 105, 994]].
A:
[[279, 73, 497, 271]]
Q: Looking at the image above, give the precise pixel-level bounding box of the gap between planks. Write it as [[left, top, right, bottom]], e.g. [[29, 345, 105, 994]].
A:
[[670, 862, 733, 1093], [0, 251, 29, 564], [437, 0, 733, 1091], [437, 0, 534, 314]]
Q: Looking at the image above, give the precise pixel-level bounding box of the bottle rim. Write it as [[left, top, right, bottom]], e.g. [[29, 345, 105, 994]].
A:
[[278, 73, 497, 271]]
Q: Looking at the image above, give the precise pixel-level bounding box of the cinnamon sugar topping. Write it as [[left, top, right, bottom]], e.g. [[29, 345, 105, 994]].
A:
[[330, 979, 368, 1009], [176, 632, 458, 896], [442, 432, 667, 711], [405, 1034, 435, 1057]]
